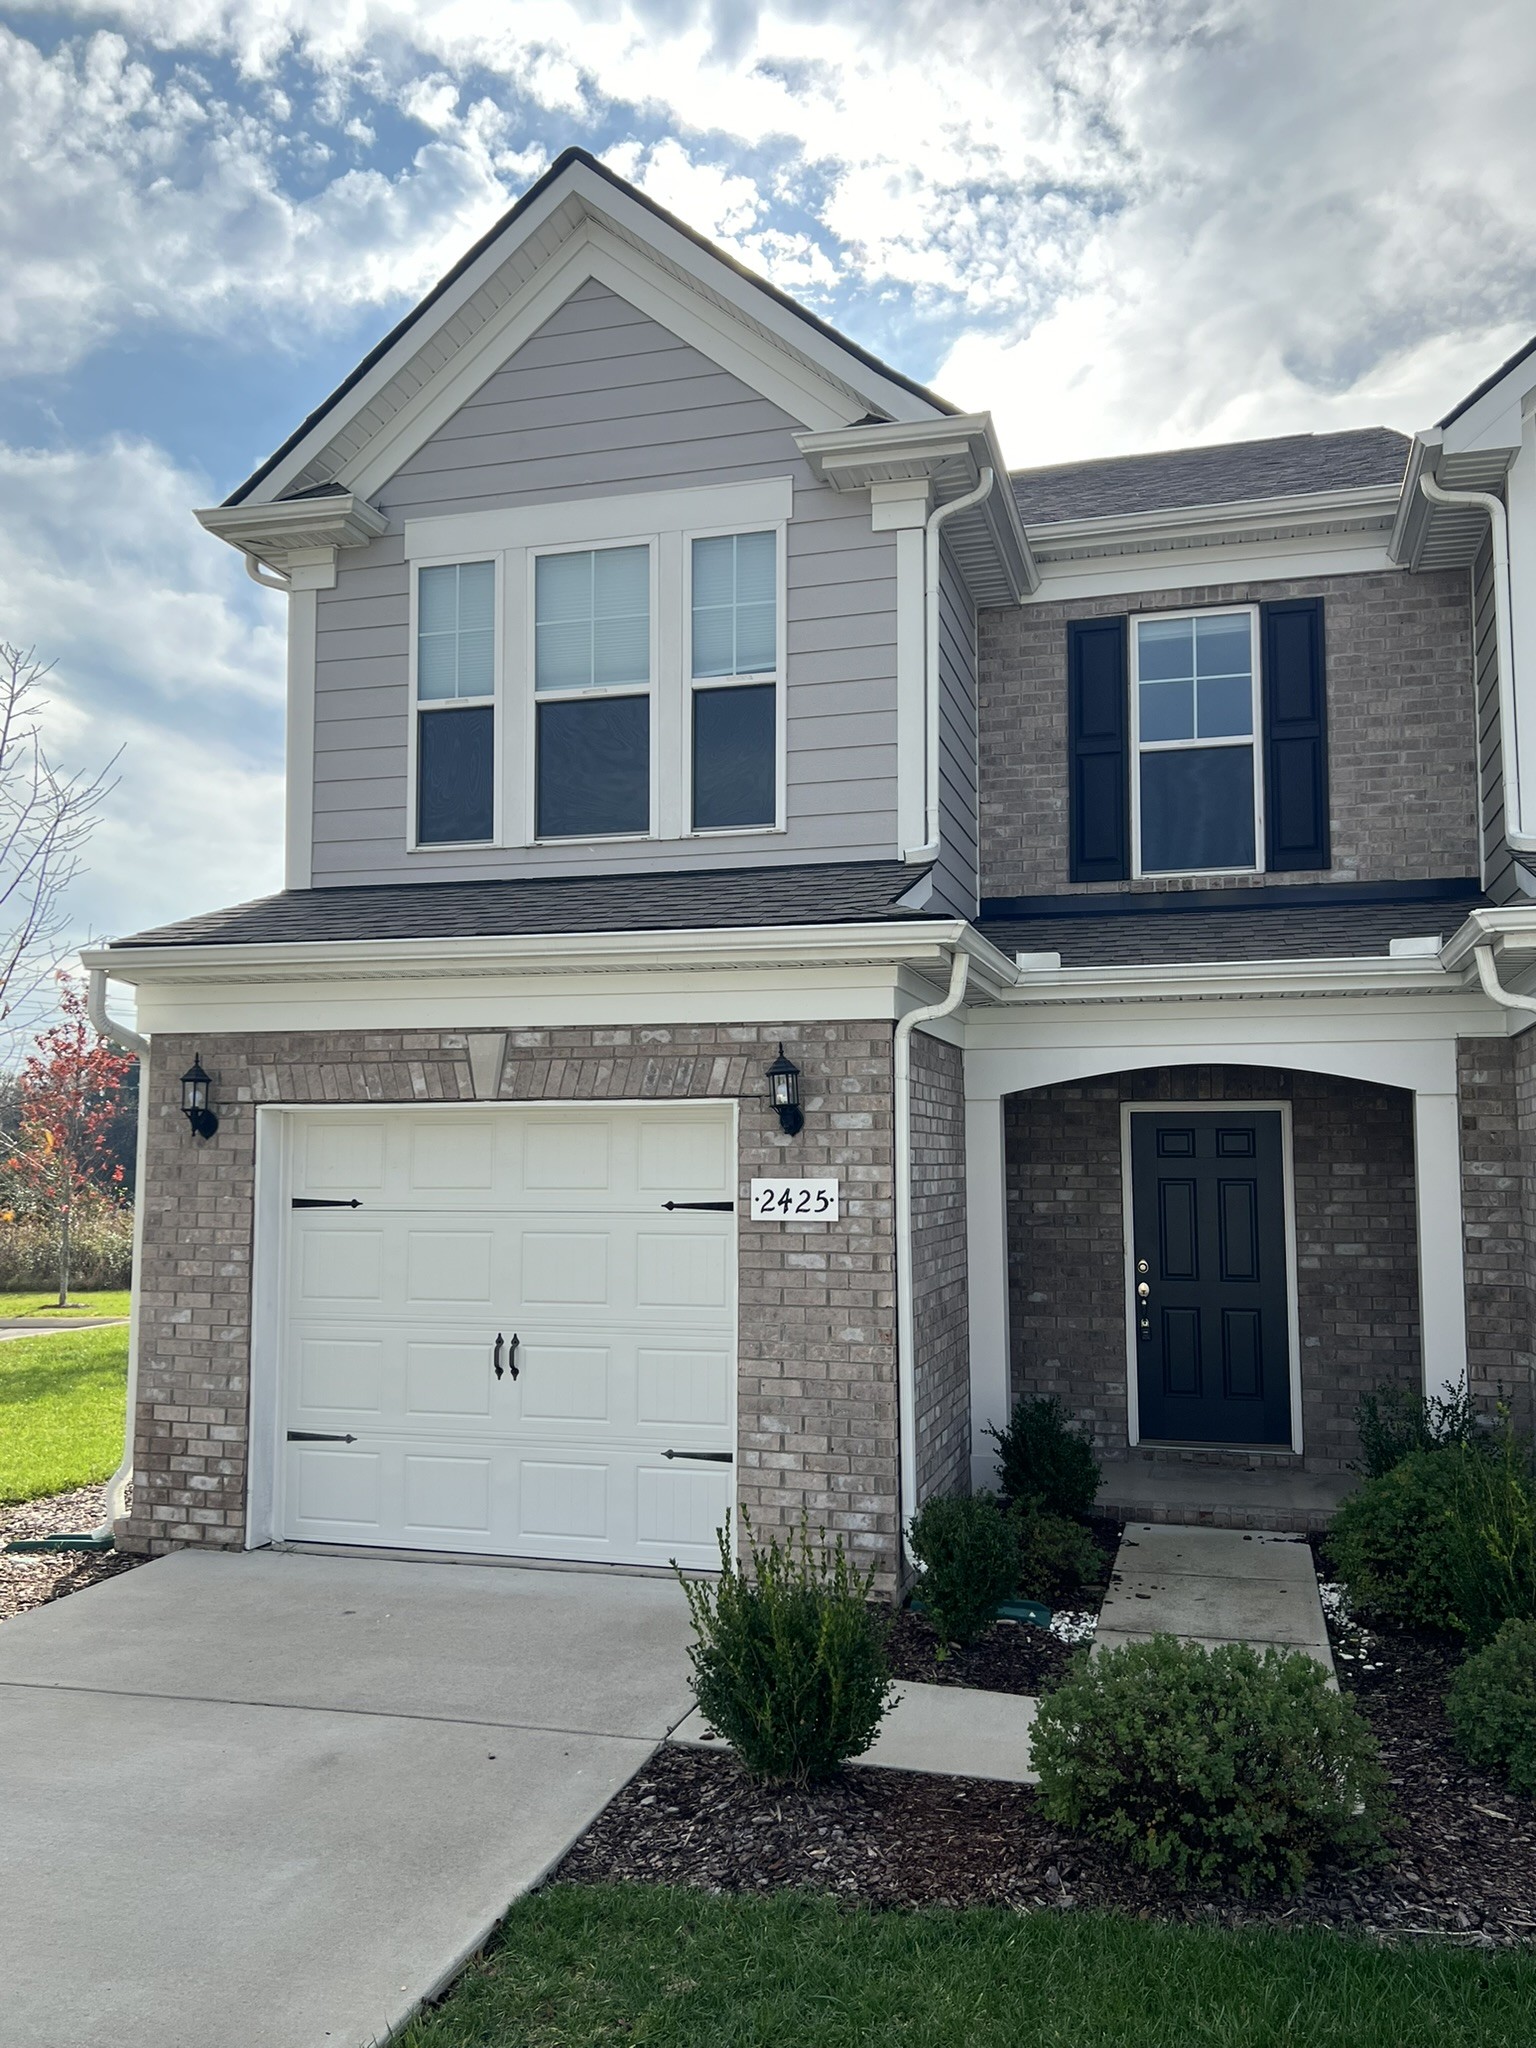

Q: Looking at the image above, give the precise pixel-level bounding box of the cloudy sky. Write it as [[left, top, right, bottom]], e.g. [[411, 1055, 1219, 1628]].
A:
[[2, 0, 1533, 971]]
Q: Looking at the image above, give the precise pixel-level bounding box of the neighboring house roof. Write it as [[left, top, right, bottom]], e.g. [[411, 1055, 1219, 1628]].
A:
[[224, 147, 954, 509], [1010, 428, 1411, 527], [976, 881, 1486, 968], [109, 861, 939, 949], [1437, 331, 1536, 431]]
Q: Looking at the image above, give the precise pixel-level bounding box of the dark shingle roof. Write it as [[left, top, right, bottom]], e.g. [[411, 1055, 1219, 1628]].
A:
[[110, 861, 939, 950], [976, 882, 1484, 969], [1010, 428, 1410, 528]]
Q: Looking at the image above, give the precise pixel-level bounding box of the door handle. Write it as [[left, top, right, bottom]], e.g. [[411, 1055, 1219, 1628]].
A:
[[507, 1333, 520, 1381], [493, 1333, 504, 1380], [1137, 1281, 1150, 1300]]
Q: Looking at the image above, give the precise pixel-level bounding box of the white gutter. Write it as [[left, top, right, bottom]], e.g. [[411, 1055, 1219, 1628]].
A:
[[245, 555, 290, 591], [1419, 472, 1536, 852], [86, 970, 149, 1542], [893, 948, 970, 1565], [905, 468, 996, 863], [1472, 942, 1536, 1021]]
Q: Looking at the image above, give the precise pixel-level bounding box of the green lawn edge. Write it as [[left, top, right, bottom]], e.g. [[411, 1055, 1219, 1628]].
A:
[[397, 1881, 1536, 2048], [0, 1290, 132, 1320], [0, 1324, 129, 1503]]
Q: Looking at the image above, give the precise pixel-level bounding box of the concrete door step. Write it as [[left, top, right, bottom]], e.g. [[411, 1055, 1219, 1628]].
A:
[[670, 1680, 1039, 1785], [1096, 1460, 1355, 1534], [1097, 1524, 1334, 1671]]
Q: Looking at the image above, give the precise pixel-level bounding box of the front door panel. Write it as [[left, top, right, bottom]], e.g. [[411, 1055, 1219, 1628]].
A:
[[1130, 1110, 1292, 1446]]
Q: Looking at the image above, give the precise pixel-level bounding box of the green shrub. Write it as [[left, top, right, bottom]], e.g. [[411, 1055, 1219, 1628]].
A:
[[1354, 1381, 1482, 1479], [1030, 1634, 1390, 1895], [1446, 1619, 1536, 1796], [1328, 1435, 1536, 1644], [678, 1513, 893, 1787], [1013, 1503, 1104, 1605], [987, 1394, 1101, 1519], [907, 1490, 1019, 1651]]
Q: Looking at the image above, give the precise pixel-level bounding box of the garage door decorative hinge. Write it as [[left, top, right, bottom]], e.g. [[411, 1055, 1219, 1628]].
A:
[[662, 1449, 733, 1462], [286, 1430, 358, 1443], [661, 1200, 735, 1212], [292, 1197, 363, 1209]]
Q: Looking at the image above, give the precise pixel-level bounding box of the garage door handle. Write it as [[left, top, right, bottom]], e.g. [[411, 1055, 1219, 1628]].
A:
[[662, 1449, 733, 1462], [287, 1430, 357, 1443], [493, 1334, 504, 1380], [292, 1197, 363, 1209], [662, 1201, 735, 1212]]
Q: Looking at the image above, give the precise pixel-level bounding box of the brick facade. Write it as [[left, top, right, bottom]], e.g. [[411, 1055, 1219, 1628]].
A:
[[1459, 1036, 1536, 1434], [978, 568, 1477, 899], [123, 1022, 906, 1582], [908, 1030, 970, 1505], [1004, 1064, 1422, 1474]]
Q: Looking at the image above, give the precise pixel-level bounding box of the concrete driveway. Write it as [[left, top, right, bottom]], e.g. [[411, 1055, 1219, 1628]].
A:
[[0, 1548, 696, 2048]]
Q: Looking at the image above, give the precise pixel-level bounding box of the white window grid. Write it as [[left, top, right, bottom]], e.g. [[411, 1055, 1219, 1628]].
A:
[[1129, 603, 1264, 880], [682, 524, 786, 836], [406, 555, 502, 851]]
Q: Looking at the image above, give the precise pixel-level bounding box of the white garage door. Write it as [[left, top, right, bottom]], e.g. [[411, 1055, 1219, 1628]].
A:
[[276, 1106, 736, 1570]]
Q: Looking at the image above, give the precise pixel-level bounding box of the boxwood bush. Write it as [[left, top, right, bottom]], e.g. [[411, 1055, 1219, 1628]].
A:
[[678, 1513, 893, 1787], [907, 1490, 1019, 1651], [1327, 1435, 1536, 1644], [987, 1394, 1101, 1519], [1014, 1503, 1104, 1606], [1031, 1635, 1390, 1895], [1446, 1619, 1536, 1796]]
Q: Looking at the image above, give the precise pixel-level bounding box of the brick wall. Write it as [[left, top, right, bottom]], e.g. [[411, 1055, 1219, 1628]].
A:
[[1004, 1065, 1422, 1473], [909, 1030, 970, 1505], [1460, 1036, 1536, 1433], [978, 568, 1477, 898], [123, 1022, 905, 1582]]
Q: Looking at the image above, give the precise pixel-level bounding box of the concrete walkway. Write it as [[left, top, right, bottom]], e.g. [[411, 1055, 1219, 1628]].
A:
[[672, 1679, 1040, 1784], [0, 1317, 129, 1339], [1098, 1524, 1333, 1669], [0, 1548, 696, 2048]]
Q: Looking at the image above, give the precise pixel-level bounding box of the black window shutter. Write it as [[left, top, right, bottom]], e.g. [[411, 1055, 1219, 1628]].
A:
[[1261, 598, 1330, 872], [1068, 617, 1129, 882]]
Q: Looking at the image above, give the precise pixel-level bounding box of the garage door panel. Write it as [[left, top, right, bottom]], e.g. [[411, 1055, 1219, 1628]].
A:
[[404, 1340, 493, 1418], [636, 1348, 730, 1426], [279, 1105, 734, 1569], [517, 1345, 610, 1422], [520, 1232, 609, 1306], [403, 1454, 492, 1534], [295, 1337, 384, 1414], [404, 1229, 495, 1305]]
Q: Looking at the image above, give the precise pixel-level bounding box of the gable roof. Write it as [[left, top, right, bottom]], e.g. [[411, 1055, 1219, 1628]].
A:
[[1437, 331, 1536, 431], [1010, 428, 1410, 527], [225, 147, 954, 509]]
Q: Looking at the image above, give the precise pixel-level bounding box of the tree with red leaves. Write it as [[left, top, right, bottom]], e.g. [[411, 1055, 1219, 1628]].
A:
[[3, 975, 136, 1305]]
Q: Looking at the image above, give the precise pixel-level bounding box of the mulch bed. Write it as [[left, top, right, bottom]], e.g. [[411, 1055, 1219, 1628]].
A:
[[558, 1544, 1536, 1947], [0, 1485, 144, 1622]]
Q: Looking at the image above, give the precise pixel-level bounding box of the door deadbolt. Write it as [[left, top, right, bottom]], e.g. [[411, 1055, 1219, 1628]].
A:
[[1136, 1258, 1149, 1275]]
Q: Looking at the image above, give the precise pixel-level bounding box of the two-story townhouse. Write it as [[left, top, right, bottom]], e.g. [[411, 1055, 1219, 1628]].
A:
[[85, 149, 1536, 1586]]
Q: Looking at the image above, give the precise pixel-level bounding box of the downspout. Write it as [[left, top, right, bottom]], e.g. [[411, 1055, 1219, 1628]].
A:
[[245, 554, 291, 592], [894, 947, 970, 1571], [905, 468, 996, 863], [1420, 473, 1536, 853], [1472, 942, 1536, 1021], [88, 969, 149, 1543]]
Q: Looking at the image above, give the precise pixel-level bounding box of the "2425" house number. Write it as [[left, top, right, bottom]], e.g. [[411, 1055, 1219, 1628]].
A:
[[749, 1177, 840, 1221]]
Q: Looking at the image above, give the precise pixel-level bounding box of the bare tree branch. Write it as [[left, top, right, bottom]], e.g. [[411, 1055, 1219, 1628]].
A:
[[0, 644, 119, 1034]]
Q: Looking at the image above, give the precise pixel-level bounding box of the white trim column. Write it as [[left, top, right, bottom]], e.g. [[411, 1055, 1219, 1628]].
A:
[[1412, 1087, 1471, 1400], [965, 1091, 1010, 1487], [284, 587, 318, 890]]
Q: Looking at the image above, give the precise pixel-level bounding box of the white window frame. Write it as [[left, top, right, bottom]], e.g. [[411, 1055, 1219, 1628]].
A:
[[682, 522, 788, 837], [1129, 603, 1263, 880], [403, 477, 794, 854], [524, 534, 661, 845], [405, 554, 503, 853]]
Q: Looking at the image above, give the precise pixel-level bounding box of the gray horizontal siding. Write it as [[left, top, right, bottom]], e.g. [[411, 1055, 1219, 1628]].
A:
[[1474, 533, 1521, 902], [311, 276, 904, 886], [929, 536, 979, 916]]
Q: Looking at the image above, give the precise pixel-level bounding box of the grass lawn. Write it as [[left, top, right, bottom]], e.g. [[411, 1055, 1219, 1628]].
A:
[[0, 1325, 128, 1503], [397, 1884, 1536, 2048], [0, 1290, 131, 1319]]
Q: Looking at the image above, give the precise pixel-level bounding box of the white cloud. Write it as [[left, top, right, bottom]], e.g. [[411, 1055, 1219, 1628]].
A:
[[0, 436, 287, 942]]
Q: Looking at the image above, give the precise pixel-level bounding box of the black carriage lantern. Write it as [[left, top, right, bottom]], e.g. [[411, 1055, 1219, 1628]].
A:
[[180, 1055, 219, 1141], [765, 1043, 804, 1137]]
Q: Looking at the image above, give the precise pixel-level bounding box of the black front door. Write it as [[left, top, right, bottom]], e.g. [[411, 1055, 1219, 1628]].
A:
[[1130, 1109, 1292, 1446]]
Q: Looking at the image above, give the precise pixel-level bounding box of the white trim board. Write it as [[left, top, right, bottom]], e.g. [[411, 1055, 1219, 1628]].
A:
[[1118, 1100, 1304, 1456], [403, 477, 795, 564]]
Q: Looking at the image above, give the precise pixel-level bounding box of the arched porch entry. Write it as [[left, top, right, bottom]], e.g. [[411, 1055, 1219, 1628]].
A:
[[963, 1035, 1468, 1493]]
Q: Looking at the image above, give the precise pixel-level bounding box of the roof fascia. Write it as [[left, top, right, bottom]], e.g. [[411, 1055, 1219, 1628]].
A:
[[997, 952, 1460, 1005], [195, 492, 388, 572], [1024, 482, 1401, 562], [1438, 333, 1536, 435], [1438, 905, 1536, 972], [87, 918, 1019, 996], [233, 156, 949, 510]]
